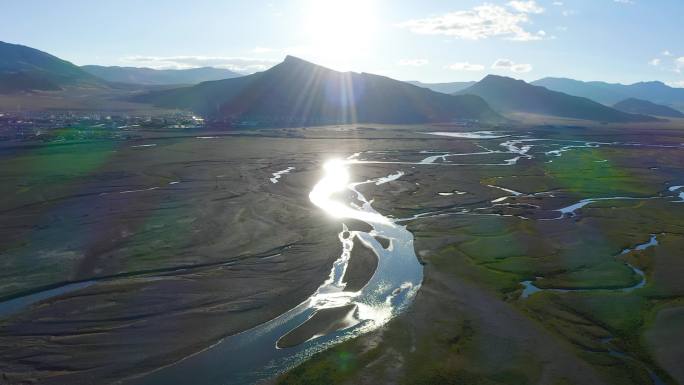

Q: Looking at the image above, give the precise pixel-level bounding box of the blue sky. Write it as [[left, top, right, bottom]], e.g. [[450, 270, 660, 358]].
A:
[[2, 0, 683, 85]]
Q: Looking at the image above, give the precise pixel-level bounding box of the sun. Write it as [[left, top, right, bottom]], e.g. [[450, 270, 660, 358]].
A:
[[300, 0, 378, 70]]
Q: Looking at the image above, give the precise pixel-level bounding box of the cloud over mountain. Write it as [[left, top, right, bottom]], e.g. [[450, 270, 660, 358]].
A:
[[492, 58, 533, 73], [446, 62, 485, 71], [399, 4, 546, 41]]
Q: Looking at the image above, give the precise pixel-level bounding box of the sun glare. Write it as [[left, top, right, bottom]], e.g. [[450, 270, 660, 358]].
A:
[[301, 0, 377, 70], [309, 159, 389, 224]]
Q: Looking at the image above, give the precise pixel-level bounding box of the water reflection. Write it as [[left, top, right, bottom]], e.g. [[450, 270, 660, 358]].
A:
[[306, 158, 421, 331], [131, 156, 423, 385], [309, 159, 390, 224]]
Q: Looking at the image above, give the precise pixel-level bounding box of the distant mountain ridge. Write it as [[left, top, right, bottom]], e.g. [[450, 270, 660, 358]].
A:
[[458, 75, 659, 123], [1, 40, 680, 123], [81, 65, 241, 85], [133, 56, 503, 125], [406, 80, 476, 94], [0, 40, 104, 93], [532, 77, 684, 111], [613, 98, 684, 118]]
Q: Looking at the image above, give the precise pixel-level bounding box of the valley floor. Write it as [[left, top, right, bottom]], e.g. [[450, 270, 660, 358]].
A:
[[0, 122, 683, 385]]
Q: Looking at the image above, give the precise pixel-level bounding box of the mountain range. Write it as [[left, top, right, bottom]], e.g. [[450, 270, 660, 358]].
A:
[[406, 81, 476, 94], [532, 77, 684, 111], [0, 41, 241, 94], [1, 40, 682, 125], [81, 65, 241, 85], [132, 56, 503, 125], [456, 75, 657, 123]]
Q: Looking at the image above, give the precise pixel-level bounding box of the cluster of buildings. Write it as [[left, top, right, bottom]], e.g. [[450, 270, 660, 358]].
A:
[[0, 111, 206, 142]]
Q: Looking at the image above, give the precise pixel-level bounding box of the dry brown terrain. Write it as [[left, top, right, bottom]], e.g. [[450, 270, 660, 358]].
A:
[[0, 122, 683, 385]]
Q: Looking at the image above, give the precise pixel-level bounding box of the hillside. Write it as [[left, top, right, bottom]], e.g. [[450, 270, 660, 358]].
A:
[[613, 98, 684, 118], [406, 80, 475, 94], [533, 77, 684, 110], [82, 65, 241, 85], [133, 56, 503, 125], [459, 75, 659, 123], [0, 41, 103, 93]]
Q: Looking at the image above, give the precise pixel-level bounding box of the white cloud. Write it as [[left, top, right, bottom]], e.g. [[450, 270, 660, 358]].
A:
[[676, 57, 684, 73], [492, 58, 533, 73], [445, 62, 485, 71], [552, 1, 564, 5], [614, 0, 635, 4], [120, 55, 278, 73], [669, 80, 684, 88], [650, 51, 682, 72], [507, 1, 544, 14], [398, 58, 429, 66], [399, 4, 546, 41]]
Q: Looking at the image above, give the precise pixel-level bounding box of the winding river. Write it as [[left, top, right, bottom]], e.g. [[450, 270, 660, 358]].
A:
[[2, 131, 680, 384], [128, 159, 423, 385], [520, 234, 659, 299]]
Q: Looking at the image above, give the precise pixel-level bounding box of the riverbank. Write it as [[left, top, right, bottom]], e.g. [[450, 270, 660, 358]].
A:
[[277, 124, 684, 385], [1, 123, 684, 384]]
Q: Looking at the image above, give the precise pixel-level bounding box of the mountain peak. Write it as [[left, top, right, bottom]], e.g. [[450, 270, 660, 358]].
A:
[[632, 80, 668, 88], [282, 55, 315, 66], [479, 74, 530, 88], [135, 55, 502, 125], [482, 74, 513, 81], [274, 55, 338, 75], [460, 74, 658, 123], [481, 74, 522, 83]]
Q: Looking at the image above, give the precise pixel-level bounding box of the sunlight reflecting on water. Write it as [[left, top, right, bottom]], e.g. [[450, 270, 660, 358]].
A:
[[309, 159, 390, 224], [131, 156, 422, 385]]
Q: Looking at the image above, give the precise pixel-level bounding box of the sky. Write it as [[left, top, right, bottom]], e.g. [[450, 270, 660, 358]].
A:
[[1, 0, 683, 86]]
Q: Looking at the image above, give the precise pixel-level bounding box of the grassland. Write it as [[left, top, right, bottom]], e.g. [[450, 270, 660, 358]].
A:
[[0, 122, 683, 384], [278, 123, 684, 385]]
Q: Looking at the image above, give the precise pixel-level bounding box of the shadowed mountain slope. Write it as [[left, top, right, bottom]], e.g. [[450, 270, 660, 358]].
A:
[[133, 56, 503, 125], [613, 98, 684, 118], [459, 75, 659, 122], [533, 77, 684, 110], [0, 41, 104, 93]]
